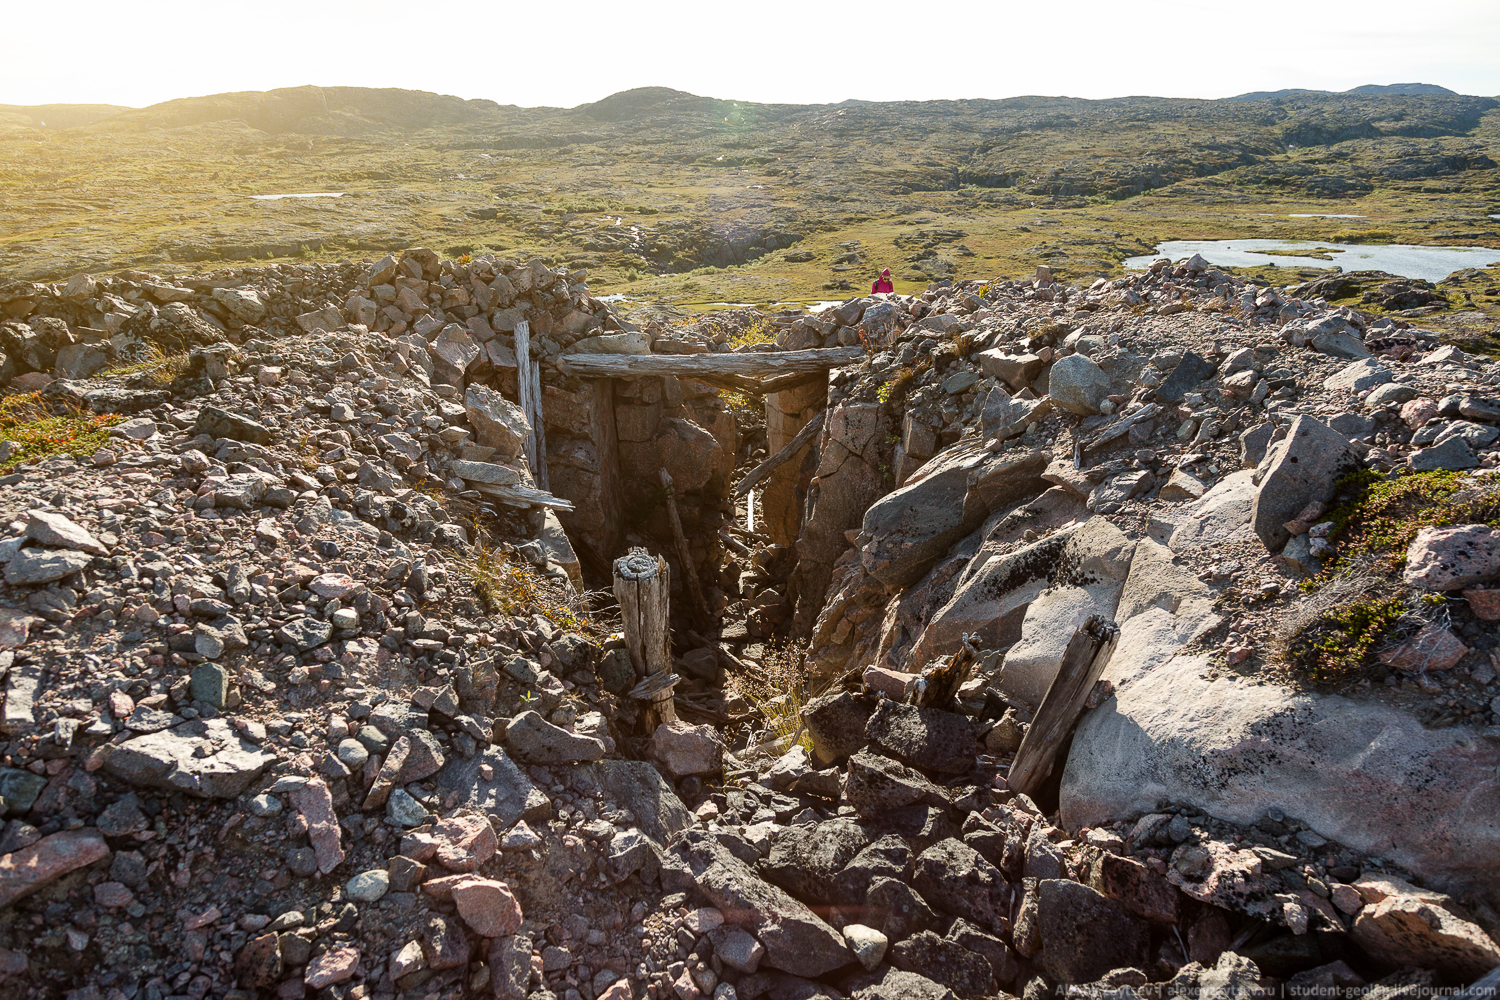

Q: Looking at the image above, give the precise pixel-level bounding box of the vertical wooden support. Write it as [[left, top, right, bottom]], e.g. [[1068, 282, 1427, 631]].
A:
[[613, 547, 677, 727], [1007, 616, 1120, 796], [513, 320, 549, 490], [659, 468, 711, 629]]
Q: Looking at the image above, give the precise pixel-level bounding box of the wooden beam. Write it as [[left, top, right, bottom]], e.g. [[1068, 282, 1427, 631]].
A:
[[733, 409, 825, 498], [562, 347, 864, 381], [1006, 616, 1120, 796]]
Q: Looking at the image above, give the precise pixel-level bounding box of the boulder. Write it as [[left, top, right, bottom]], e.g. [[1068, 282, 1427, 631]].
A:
[[573, 760, 691, 846], [1061, 654, 1500, 900], [434, 748, 536, 830], [650, 722, 724, 777], [464, 384, 530, 463], [801, 691, 874, 766], [1250, 416, 1362, 553], [1403, 525, 1500, 591], [891, 931, 996, 998], [864, 700, 981, 775], [842, 750, 949, 818], [1153, 351, 1217, 405], [0, 829, 110, 908], [451, 877, 524, 938], [1048, 354, 1111, 415], [762, 818, 874, 904], [101, 718, 275, 799], [1351, 892, 1500, 980], [4, 546, 91, 585], [994, 518, 1136, 708], [859, 442, 1047, 587], [912, 838, 1011, 932], [504, 711, 606, 764], [210, 287, 267, 324], [193, 405, 271, 444], [976, 350, 1045, 390], [1409, 436, 1479, 472], [1037, 879, 1151, 984], [1323, 359, 1392, 393]]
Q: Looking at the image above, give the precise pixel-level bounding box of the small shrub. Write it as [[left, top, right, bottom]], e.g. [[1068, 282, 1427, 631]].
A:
[[728, 641, 814, 756], [1285, 596, 1406, 687], [0, 392, 121, 471], [1321, 468, 1499, 572], [727, 317, 773, 350]]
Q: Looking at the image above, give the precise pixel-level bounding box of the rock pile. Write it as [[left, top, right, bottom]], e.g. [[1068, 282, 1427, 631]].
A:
[[0, 242, 1496, 1000]]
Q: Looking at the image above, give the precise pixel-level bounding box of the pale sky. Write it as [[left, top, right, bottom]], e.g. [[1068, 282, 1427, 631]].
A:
[[3, 0, 1498, 110]]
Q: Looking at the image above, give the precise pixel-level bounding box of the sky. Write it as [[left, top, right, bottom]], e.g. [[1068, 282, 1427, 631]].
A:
[[2, 0, 1498, 110]]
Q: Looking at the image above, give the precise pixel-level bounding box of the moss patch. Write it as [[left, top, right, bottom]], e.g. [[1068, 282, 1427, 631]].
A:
[[0, 392, 121, 471], [1285, 595, 1407, 687], [1321, 469, 1500, 572]]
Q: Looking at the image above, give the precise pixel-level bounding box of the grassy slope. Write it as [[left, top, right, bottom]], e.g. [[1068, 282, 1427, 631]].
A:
[[1, 86, 1496, 328]]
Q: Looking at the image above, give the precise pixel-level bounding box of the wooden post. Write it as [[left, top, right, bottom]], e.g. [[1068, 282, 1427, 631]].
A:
[[613, 547, 677, 727], [513, 320, 549, 490], [1007, 615, 1120, 796], [514, 320, 536, 475], [660, 469, 711, 628]]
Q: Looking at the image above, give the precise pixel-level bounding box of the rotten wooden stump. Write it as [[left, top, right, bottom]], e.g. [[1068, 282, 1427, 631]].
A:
[[612, 546, 677, 727], [1006, 615, 1120, 797]]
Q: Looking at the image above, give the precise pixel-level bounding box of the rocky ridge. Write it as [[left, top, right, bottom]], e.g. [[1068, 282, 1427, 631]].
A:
[[0, 246, 1495, 1000]]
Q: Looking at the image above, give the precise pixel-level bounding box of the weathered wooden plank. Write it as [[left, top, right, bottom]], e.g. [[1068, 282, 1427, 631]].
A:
[[1007, 615, 1120, 796], [563, 347, 864, 380], [733, 409, 826, 498]]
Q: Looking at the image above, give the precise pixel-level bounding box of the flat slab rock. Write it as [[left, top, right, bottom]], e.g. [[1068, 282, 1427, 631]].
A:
[[0, 828, 110, 908], [101, 718, 276, 799], [1061, 653, 1500, 898]]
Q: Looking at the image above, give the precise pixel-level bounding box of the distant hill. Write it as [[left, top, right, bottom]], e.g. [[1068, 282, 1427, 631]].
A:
[[1230, 83, 1458, 101], [0, 103, 131, 129]]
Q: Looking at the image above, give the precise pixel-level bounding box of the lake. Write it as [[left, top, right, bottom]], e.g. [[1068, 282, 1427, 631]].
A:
[[249, 192, 346, 201], [1124, 239, 1500, 283]]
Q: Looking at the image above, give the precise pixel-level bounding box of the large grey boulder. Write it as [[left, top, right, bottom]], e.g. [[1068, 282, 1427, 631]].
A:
[[1047, 354, 1112, 415], [1107, 537, 1220, 689], [102, 718, 275, 799], [1323, 358, 1391, 393], [858, 442, 1047, 588], [865, 700, 981, 775], [1037, 879, 1150, 984], [1250, 416, 1362, 553], [573, 760, 691, 846], [1060, 653, 1500, 901]]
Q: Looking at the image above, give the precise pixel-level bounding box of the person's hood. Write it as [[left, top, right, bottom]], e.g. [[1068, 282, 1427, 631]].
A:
[[880, 269, 891, 276]]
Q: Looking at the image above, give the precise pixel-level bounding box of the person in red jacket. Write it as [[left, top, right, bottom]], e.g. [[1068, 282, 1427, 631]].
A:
[[871, 268, 893, 294]]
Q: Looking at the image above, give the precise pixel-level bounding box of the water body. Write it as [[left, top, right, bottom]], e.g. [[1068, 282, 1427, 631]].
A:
[[1288, 213, 1365, 219], [249, 192, 346, 201], [1125, 239, 1500, 283], [1491, 214, 1500, 221]]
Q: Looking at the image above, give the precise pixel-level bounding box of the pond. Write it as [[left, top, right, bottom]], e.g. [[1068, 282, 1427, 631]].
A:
[[1288, 213, 1365, 219], [1124, 239, 1500, 283], [249, 192, 346, 201]]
